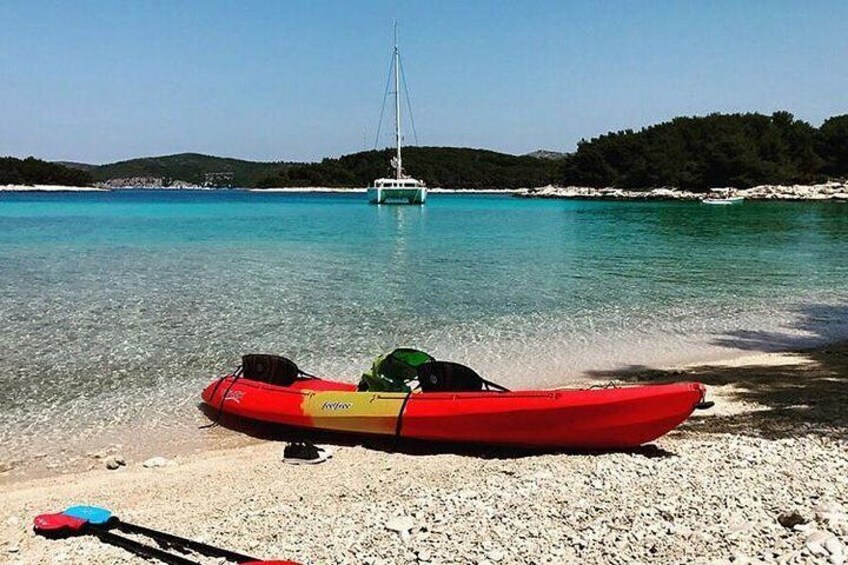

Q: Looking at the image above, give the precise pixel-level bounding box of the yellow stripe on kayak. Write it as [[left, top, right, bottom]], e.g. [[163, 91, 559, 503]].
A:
[[301, 391, 408, 435]]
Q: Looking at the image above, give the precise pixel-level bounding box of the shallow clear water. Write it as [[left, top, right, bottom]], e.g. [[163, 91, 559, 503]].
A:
[[1, 191, 847, 462]]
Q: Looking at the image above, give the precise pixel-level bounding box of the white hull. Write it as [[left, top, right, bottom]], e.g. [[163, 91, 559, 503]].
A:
[[367, 186, 427, 204], [703, 197, 744, 205]]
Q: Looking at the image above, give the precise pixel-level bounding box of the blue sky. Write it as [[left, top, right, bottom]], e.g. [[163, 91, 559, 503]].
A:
[[1, 0, 846, 163]]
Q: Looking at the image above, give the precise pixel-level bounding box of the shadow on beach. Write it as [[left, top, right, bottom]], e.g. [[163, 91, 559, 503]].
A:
[[587, 302, 848, 441]]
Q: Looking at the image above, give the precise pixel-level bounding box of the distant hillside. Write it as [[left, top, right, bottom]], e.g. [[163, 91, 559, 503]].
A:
[[1, 156, 93, 186], [55, 161, 98, 172], [256, 147, 559, 189], [559, 112, 848, 191], [24, 111, 847, 191], [89, 153, 299, 188]]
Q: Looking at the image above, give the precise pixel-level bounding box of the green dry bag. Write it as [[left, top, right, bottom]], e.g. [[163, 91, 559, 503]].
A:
[[358, 348, 435, 392]]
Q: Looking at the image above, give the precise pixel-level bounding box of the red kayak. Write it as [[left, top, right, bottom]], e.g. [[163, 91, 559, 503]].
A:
[[201, 374, 705, 449]]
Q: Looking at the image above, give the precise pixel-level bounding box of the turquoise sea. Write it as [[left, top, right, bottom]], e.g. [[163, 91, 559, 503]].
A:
[[1, 190, 847, 466]]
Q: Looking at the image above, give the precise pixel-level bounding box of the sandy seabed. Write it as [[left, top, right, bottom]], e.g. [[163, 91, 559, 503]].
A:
[[2, 345, 847, 564]]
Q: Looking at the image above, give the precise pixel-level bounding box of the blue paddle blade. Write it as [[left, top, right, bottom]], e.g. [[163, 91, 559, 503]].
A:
[[63, 505, 113, 525]]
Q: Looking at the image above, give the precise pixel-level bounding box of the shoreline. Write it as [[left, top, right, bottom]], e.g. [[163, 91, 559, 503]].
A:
[[0, 335, 841, 487], [516, 181, 848, 201], [0, 184, 109, 192], [3, 341, 846, 563], [0, 338, 848, 476], [4, 182, 848, 200], [248, 187, 524, 194]]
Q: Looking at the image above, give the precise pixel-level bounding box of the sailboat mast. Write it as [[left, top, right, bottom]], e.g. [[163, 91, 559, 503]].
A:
[[394, 22, 402, 180]]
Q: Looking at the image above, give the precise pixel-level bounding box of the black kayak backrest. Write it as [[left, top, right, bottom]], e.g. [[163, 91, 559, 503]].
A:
[[242, 354, 300, 386], [417, 361, 484, 392]]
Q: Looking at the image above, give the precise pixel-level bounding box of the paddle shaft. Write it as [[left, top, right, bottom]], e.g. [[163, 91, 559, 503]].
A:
[[114, 519, 258, 563], [90, 527, 201, 565]]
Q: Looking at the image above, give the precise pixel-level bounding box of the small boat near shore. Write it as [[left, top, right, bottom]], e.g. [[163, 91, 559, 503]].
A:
[[201, 354, 707, 450], [702, 196, 744, 205]]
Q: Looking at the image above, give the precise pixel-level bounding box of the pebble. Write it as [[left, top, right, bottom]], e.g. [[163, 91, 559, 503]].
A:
[[142, 456, 171, 468], [385, 516, 415, 534], [825, 536, 844, 558], [806, 530, 836, 556], [730, 551, 750, 564], [486, 550, 505, 562], [815, 502, 848, 526], [105, 456, 126, 470], [726, 514, 751, 534], [777, 510, 808, 528], [816, 502, 843, 515]]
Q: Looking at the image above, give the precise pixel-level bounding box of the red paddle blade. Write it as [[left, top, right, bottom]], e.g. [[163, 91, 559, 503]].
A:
[[34, 513, 87, 535]]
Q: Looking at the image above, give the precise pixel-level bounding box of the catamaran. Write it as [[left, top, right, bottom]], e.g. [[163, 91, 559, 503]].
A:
[[367, 25, 426, 205]]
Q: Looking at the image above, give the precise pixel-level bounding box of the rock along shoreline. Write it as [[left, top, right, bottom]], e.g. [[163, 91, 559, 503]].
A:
[[517, 181, 848, 201]]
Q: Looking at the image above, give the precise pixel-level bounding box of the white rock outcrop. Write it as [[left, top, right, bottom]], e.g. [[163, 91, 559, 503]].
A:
[[518, 181, 848, 201]]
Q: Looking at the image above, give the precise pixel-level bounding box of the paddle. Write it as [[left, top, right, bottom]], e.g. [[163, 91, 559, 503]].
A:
[[34, 512, 201, 565], [34, 506, 300, 565], [63, 505, 260, 563]]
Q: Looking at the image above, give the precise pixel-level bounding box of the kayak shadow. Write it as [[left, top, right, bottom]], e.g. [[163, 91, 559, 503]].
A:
[[197, 403, 676, 460], [585, 342, 848, 441]]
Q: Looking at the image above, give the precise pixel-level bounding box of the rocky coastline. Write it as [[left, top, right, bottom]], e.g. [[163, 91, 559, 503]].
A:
[[5, 181, 848, 200], [517, 181, 848, 201], [95, 177, 204, 189]]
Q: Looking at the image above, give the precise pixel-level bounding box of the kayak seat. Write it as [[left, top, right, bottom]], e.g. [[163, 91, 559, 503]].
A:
[[242, 354, 300, 386], [417, 361, 484, 392]]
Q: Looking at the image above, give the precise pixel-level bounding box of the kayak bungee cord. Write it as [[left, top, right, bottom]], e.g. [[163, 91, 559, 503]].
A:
[[393, 389, 414, 439]]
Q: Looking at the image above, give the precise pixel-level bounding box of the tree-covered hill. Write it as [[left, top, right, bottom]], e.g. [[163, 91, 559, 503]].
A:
[[89, 153, 298, 187], [54, 161, 98, 171], [1, 156, 94, 186], [256, 113, 848, 191], [256, 147, 560, 189], [558, 112, 846, 191], [9, 112, 847, 191]]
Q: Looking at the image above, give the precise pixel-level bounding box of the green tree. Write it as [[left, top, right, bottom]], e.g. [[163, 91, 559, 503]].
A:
[[0, 157, 93, 186], [818, 115, 848, 177]]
